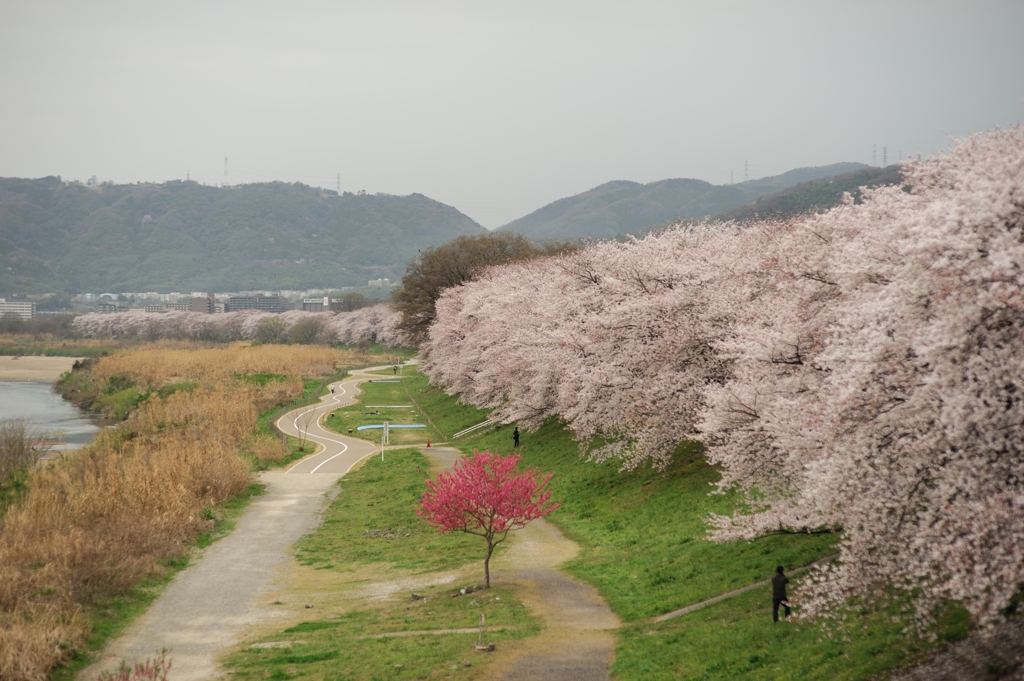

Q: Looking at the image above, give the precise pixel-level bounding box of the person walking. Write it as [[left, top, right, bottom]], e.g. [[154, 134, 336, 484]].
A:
[[772, 565, 791, 622], [513, 427, 520, 448]]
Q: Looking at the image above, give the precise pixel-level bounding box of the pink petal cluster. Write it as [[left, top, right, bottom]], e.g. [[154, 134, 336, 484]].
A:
[[418, 450, 559, 587], [422, 127, 1024, 623], [424, 227, 740, 470], [418, 450, 559, 536]]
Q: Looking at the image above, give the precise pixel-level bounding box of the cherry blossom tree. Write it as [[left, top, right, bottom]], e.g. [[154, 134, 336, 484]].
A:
[[418, 451, 559, 587], [421, 126, 1024, 624], [700, 126, 1024, 624], [423, 228, 741, 469], [72, 305, 404, 347]]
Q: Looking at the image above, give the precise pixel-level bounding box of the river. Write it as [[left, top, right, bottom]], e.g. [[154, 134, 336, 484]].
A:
[[0, 381, 102, 450]]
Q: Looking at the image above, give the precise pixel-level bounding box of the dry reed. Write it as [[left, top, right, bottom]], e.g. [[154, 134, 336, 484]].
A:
[[247, 435, 289, 463], [0, 344, 358, 680], [90, 344, 369, 390]]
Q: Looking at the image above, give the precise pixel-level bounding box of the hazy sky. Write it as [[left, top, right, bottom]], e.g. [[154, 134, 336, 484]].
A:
[[2, 1, 1022, 228]]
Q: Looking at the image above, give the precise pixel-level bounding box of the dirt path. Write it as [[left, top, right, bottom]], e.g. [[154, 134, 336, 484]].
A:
[[422, 448, 621, 681], [78, 366, 392, 681]]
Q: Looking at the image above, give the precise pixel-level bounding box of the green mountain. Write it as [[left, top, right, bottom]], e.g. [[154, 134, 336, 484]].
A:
[[0, 178, 486, 294], [711, 164, 904, 222], [498, 162, 868, 239]]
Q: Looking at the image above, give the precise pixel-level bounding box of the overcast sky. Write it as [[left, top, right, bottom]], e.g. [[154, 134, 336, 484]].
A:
[[1, 1, 1022, 228]]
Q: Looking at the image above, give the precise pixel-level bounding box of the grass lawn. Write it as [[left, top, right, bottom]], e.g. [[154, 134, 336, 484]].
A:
[[322, 369, 446, 446], [228, 358, 971, 681], [414, 386, 971, 680], [226, 449, 540, 681]]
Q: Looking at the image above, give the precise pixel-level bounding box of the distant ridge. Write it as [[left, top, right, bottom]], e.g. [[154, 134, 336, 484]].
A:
[[499, 162, 868, 239], [712, 164, 903, 222], [0, 178, 486, 293]]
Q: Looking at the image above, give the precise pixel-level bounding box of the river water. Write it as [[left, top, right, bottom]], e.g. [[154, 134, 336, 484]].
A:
[[0, 381, 102, 450]]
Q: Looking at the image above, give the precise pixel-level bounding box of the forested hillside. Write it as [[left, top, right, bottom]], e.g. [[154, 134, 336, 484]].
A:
[[0, 178, 485, 293], [499, 162, 867, 239], [713, 164, 904, 222]]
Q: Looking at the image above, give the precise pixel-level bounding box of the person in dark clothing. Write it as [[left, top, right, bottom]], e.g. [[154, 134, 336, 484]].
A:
[[772, 565, 791, 622], [513, 427, 520, 448]]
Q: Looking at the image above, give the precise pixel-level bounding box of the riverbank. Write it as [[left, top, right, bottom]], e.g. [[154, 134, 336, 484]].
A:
[[0, 356, 81, 381]]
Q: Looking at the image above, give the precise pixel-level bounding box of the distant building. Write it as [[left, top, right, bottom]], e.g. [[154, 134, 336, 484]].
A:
[[302, 296, 331, 313], [166, 303, 190, 312], [144, 305, 168, 313], [367, 278, 391, 288], [226, 295, 292, 314], [97, 303, 119, 314], [0, 295, 35, 320], [190, 293, 215, 314]]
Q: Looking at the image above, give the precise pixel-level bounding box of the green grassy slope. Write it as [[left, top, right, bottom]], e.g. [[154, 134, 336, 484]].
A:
[[417, 379, 970, 680]]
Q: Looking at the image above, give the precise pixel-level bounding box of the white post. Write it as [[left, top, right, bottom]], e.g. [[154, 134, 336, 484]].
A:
[[382, 421, 388, 461]]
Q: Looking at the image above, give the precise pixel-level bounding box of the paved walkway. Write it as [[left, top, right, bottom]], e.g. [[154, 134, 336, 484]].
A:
[[79, 366, 391, 681], [80, 365, 621, 681]]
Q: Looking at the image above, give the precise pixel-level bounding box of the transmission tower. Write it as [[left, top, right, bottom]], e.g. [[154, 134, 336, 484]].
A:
[[337, 173, 340, 193], [224, 157, 229, 186], [744, 160, 749, 182], [883, 146, 887, 165]]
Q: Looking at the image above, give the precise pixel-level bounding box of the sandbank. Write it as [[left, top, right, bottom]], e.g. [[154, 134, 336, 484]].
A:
[[0, 356, 82, 381]]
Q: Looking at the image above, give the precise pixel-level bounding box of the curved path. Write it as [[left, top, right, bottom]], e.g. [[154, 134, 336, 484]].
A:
[[277, 366, 386, 475], [80, 366, 392, 681]]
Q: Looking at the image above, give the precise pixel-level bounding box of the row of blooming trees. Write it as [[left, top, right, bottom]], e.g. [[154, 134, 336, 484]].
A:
[[422, 127, 1024, 624], [72, 304, 403, 346]]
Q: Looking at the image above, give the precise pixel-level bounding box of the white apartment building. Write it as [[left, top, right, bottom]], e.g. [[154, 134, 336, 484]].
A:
[[0, 296, 36, 320]]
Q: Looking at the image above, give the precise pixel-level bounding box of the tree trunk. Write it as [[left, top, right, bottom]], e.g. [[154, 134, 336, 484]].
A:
[[484, 542, 494, 588]]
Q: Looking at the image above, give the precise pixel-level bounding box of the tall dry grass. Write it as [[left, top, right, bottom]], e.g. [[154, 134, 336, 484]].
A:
[[90, 344, 368, 390], [0, 344, 357, 680]]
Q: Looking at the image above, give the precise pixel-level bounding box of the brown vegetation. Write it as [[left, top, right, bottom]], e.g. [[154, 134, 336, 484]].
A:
[[0, 420, 49, 486], [89, 343, 349, 389], [0, 343, 371, 681]]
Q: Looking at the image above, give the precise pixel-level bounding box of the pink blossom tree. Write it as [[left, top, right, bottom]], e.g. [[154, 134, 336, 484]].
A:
[[700, 126, 1024, 624], [418, 451, 559, 587], [72, 304, 405, 347], [419, 126, 1024, 624]]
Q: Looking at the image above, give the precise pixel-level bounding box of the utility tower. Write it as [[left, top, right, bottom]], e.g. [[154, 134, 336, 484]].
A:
[[223, 157, 229, 186], [337, 173, 340, 193], [883, 146, 887, 166], [744, 160, 749, 182]]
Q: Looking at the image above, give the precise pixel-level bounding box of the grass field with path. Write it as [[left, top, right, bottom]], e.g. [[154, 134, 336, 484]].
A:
[[406, 370, 971, 680]]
